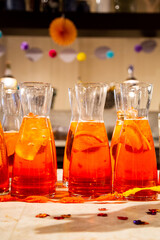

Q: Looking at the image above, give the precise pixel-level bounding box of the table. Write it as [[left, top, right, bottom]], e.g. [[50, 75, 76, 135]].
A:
[[1, 170, 160, 240]]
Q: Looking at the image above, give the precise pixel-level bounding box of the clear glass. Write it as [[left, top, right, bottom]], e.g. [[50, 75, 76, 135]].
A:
[[2, 89, 22, 178], [114, 82, 158, 201], [69, 82, 112, 198], [63, 87, 79, 187], [11, 82, 57, 198], [0, 82, 9, 195]]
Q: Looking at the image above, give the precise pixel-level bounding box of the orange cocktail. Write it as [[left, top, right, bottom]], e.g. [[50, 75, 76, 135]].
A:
[[69, 121, 112, 197], [110, 111, 124, 181], [11, 113, 56, 198], [4, 131, 19, 178], [0, 124, 9, 194], [114, 118, 157, 200], [63, 121, 77, 185]]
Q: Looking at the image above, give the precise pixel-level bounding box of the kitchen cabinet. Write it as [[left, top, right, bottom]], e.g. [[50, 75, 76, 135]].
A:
[[0, 11, 160, 37]]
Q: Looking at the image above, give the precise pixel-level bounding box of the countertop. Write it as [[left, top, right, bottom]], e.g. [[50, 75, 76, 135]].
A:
[[1, 170, 160, 240]]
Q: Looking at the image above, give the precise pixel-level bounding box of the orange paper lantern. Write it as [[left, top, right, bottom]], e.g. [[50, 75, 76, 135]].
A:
[[49, 17, 77, 46]]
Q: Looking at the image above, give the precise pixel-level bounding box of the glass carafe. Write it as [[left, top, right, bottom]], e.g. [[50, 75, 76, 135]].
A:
[[63, 87, 79, 187], [69, 82, 112, 198], [114, 83, 158, 201], [2, 89, 22, 178], [0, 82, 9, 195], [11, 82, 57, 198]]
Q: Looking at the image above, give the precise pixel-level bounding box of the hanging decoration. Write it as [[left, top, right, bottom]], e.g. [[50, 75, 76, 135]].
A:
[[25, 48, 43, 62], [0, 30, 2, 38], [141, 39, 157, 53], [106, 50, 114, 59], [20, 41, 29, 51], [59, 48, 77, 63], [134, 44, 142, 53], [49, 17, 77, 46], [77, 52, 86, 61], [94, 46, 110, 59], [0, 44, 6, 57], [134, 39, 157, 53], [49, 49, 57, 58]]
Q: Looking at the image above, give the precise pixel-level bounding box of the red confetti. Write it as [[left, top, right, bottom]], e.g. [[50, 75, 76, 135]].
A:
[[61, 214, 71, 218], [97, 213, 108, 217], [54, 216, 65, 220], [117, 216, 128, 220], [98, 208, 107, 211], [35, 213, 50, 218], [148, 209, 158, 213]]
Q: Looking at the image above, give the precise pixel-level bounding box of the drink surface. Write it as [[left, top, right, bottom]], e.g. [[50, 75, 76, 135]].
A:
[[4, 131, 19, 178], [0, 124, 9, 194], [63, 121, 77, 184], [11, 113, 56, 198], [69, 121, 112, 197], [114, 118, 157, 200]]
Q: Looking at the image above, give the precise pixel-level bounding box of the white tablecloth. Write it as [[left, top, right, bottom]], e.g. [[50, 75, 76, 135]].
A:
[[1, 170, 160, 240]]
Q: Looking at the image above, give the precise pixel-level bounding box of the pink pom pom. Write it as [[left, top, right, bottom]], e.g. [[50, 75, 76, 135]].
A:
[[49, 49, 57, 58]]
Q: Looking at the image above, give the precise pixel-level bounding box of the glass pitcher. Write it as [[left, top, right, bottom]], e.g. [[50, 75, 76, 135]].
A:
[[69, 82, 112, 198], [0, 82, 9, 195], [2, 89, 22, 178], [11, 82, 57, 198], [63, 87, 79, 187], [114, 82, 158, 201]]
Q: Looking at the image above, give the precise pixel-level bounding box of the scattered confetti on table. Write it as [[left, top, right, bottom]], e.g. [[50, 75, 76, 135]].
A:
[[133, 220, 149, 225], [117, 216, 128, 220], [97, 213, 108, 217], [35, 213, 50, 218]]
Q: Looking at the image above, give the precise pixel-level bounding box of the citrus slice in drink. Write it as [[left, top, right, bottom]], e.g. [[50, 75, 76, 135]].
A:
[[73, 131, 106, 152], [15, 119, 49, 161], [120, 120, 151, 153]]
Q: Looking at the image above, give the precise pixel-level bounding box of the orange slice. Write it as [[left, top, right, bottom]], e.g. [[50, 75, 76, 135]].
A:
[[73, 131, 105, 152], [15, 141, 42, 161], [120, 120, 151, 153]]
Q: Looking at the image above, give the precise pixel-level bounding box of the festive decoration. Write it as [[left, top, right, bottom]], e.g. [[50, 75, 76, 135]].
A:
[[36, 213, 50, 218], [54, 216, 65, 220], [77, 52, 86, 61], [134, 44, 142, 53], [134, 40, 157, 53], [59, 48, 77, 63], [25, 47, 43, 62], [133, 220, 149, 225], [20, 41, 29, 51], [141, 39, 157, 53], [0, 30, 2, 38], [117, 216, 128, 220], [49, 49, 57, 58], [49, 17, 77, 46], [98, 208, 107, 211], [94, 46, 110, 59], [97, 213, 108, 217], [0, 44, 6, 57], [106, 50, 114, 58]]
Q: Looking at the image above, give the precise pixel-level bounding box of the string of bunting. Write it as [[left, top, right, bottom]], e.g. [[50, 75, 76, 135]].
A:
[[0, 15, 158, 63]]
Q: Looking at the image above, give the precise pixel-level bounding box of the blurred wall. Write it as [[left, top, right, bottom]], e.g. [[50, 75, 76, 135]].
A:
[[0, 36, 160, 111]]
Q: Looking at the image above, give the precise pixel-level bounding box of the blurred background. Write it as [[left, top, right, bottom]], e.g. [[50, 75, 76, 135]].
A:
[[0, 0, 160, 167]]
